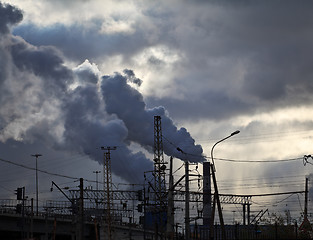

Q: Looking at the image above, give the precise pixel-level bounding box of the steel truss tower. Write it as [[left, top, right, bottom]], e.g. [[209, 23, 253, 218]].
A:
[[153, 116, 167, 237], [101, 146, 116, 240]]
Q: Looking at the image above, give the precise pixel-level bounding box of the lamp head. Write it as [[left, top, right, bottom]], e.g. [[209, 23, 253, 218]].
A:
[[231, 130, 240, 136]]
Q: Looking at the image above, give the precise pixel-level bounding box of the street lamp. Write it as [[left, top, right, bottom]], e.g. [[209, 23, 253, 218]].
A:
[[31, 154, 42, 216], [210, 130, 240, 169], [209, 130, 240, 240]]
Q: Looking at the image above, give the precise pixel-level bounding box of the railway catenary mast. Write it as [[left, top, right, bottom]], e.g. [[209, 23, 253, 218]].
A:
[[153, 116, 167, 238], [101, 146, 116, 240]]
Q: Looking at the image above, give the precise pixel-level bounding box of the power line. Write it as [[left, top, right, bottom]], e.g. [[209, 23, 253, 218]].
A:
[[236, 191, 305, 198], [0, 157, 79, 180], [197, 129, 313, 144], [214, 157, 303, 163], [164, 134, 310, 164], [0, 184, 14, 194]]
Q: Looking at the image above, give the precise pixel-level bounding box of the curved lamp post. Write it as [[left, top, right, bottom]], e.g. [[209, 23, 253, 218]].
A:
[[209, 130, 240, 240], [210, 130, 240, 170]]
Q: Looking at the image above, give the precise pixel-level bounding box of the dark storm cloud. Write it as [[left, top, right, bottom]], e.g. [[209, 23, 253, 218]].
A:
[[10, 39, 73, 91], [13, 21, 148, 62], [0, 2, 22, 86], [12, 1, 313, 121], [146, 91, 252, 121], [0, 46, 9, 86], [123, 69, 143, 86], [0, 2, 22, 34], [166, 1, 313, 119]]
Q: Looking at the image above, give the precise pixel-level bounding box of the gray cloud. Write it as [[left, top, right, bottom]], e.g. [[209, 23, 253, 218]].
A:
[[73, 60, 99, 84], [0, 2, 204, 184], [10, 39, 73, 93], [0, 2, 22, 86], [123, 69, 142, 86], [13, 21, 148, 62], [1, 0, 313, 222], [146, 91, 252, 121], [12, 1, 313, 122], [0, 2, 22, 34]]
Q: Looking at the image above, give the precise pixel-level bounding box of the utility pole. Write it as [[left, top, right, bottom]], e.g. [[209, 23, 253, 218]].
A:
[[31, 154, 42, 216], [93, 170, 101, 217], [175, 147, 193, 240], [31, 198, 34, 239], [101, 146, 116, 240], [185, 160, 190, 240], [22, 187, 25, 239], [79, 178, 84, 240], [203, 161, 211, 239], [242, 202, 251, 225], [305, 177, 308, 219], [166, 156, 174, 239]]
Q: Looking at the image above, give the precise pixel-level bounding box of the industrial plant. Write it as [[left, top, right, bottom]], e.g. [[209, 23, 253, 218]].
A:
[[0, 116, 311, 240]]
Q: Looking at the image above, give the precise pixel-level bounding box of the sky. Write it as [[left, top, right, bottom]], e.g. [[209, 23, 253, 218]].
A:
[[1, 0, 313, 224]]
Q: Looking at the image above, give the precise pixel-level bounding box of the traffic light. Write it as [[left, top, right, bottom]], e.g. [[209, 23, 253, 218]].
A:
[[15, 188, 23, 200], [16, 203, 22, 213]]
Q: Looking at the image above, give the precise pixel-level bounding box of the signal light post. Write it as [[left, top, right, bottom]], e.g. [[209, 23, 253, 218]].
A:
[[15, 187, 23, 200], [15, 187, 26, 238]]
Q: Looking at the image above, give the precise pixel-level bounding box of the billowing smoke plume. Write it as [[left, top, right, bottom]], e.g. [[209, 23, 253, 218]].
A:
[[101, 73, 204, 162], [0, 2, 204, 183]]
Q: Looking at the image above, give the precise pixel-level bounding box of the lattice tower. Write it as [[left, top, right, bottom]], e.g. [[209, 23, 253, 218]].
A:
[[102, 146, 116, 240], [153, 116, 167, 212]]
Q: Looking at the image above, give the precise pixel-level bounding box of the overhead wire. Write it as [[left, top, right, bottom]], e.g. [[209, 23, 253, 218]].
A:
[[197, 129, 313, 144], [0, 157, 100, 183], [163, 133, 311, 217], [214, 157, 303, 163], [173, 162, 184, 174], [163, 133, 310, 164], [0, 184, 14, 194], [1, 131, 311, 212]]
